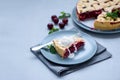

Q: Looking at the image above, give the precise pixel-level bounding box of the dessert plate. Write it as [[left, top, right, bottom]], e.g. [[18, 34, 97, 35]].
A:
[[72, 7, 120, 34], [39, 30, 97, 65]]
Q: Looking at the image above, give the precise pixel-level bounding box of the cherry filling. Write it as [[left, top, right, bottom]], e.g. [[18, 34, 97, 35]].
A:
[[63, 41, 84, 58], [75, 41, 84, 50], [78, 9, 102, 21], [63, 49, 69, 58], [69, 44, 75, 53], [79, 13, 87, 21], [94, 10, 102, 17]]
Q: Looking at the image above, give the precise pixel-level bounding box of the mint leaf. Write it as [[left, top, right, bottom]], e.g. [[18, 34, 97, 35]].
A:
[[61, 11, 66, 16], [48, 28, 59, 34], [65, 13, 71, 17], [48, 45, 57, 54], [59, 11, 71, 19], [106, 10, 119, 19]]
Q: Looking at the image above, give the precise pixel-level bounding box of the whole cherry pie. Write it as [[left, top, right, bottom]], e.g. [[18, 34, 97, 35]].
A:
[[76, 0, 120, 30]]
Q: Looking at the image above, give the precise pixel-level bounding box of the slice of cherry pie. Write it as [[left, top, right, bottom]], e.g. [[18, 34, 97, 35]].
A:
[[53, 36, 84, 58]]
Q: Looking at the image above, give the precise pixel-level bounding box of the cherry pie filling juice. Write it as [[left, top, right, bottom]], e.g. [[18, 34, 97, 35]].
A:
[[77, 9, 102, 21], [63, 41, 84, 58]]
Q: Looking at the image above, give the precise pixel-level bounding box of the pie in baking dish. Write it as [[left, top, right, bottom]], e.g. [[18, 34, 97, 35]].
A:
[[76, 0, 120, 30]]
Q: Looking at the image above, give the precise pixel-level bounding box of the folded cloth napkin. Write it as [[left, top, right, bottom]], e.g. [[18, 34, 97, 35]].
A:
[[30, 42, 112, 76], [30, 27, 112, 76]]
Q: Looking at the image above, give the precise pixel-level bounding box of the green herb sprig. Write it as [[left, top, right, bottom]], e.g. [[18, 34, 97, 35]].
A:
[[59, 11, 71, 19], [48, 28, 59, 34], [47, 45, 57, 54], [106, 10, 120, 19]]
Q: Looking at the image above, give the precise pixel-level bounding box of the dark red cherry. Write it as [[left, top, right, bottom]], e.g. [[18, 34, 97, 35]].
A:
[[79, 13, 86, 21], [69, 44, 75, 53], [47, 23, 53, 30], [51, 15, 57, 21], [94, 10, 102, 17], [63, 49, 69, 58], [75, 42, 84, 50], [62, 18, 68, 24], [53, 17, 59, 24], [59, 22, 65, 29]]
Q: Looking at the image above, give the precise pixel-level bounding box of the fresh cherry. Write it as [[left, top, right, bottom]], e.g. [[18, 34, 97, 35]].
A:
[[59, 22, 65, 29], [62, 18, 68, 25], [47, 23, 53, 30], [53, 17, 59, 24], [51, 15, 57, 21]]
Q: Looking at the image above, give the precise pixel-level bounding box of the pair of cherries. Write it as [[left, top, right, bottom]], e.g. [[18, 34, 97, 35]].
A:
[[47, 15, 68, 30]]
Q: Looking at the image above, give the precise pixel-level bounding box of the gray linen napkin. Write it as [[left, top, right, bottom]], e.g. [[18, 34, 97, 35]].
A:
[[30, 41, 112, 76]]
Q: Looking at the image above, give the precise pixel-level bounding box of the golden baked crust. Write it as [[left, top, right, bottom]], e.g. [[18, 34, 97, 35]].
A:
[[53, 39, 65, 57], [76, 0, 120, 20], [77, 0, 120, 14], [94, 12, 120, 30], [94, 21, 120, 30]]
